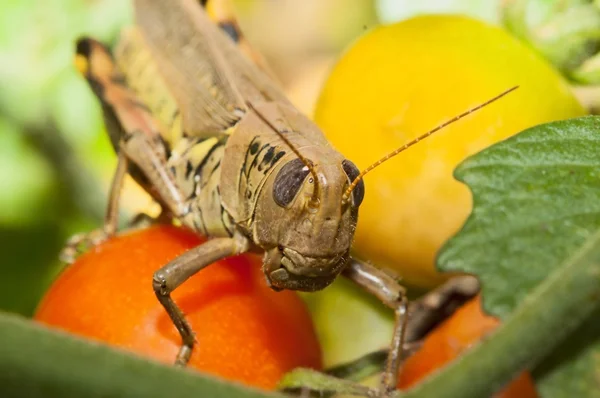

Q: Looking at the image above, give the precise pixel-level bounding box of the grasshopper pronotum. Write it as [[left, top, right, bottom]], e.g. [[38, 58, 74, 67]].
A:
[[67, 0, 516, 394]]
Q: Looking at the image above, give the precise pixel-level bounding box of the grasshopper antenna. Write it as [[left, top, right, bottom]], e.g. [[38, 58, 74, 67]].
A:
[[342, 86, 519, 204], [247, 102, 321, 208]]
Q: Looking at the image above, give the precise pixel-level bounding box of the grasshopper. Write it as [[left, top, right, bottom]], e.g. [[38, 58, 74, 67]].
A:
[[69, 0, 516, 395]]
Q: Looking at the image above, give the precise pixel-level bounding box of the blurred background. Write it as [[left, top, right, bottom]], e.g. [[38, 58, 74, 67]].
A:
[[1, 0, 598, 365], [0, 0, 501, 316]]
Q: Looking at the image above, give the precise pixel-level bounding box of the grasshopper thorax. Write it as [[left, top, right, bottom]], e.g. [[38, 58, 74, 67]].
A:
[[219, 102, 364, 292]]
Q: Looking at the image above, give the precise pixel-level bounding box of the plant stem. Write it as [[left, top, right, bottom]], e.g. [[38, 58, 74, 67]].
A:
[[0, 313, 282, 398]]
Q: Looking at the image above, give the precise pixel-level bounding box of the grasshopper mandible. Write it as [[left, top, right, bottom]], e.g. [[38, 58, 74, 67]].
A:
[[68, 0, 516, 394]]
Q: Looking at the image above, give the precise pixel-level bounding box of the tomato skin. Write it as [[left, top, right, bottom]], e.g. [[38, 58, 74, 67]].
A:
[[34, 225, 322, 391], [398, 295, 538, 398]]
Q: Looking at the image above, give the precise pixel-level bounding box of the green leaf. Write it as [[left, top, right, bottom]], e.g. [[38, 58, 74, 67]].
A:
[[0, 118, 56, 226], [501, 0, 600, 78], [437, 116, 600, 396], [404, 225, 600, 398], [0, 312, 282, 398], [279, 368, 375, 396]]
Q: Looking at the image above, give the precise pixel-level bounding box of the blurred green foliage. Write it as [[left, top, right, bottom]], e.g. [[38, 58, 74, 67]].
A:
[[376, 0, 501, 24], [502, 0, 600, 84], [0, 0, 383, 319], [0, 0, 130, 315]]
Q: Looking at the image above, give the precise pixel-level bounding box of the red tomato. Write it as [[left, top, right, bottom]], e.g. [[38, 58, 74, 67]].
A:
[[35, 225, 322, 390], [398, 295, 538, 398]]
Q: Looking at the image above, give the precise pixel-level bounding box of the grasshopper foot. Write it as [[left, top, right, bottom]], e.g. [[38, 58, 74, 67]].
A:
[[60, 229, 110, 264]]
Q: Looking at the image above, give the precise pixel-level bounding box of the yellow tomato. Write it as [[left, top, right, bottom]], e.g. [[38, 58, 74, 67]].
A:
[[315, 15, 585, 287]]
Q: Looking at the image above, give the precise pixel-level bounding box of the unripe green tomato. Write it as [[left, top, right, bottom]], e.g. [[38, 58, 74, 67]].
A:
[[315, 15, 585, 287]]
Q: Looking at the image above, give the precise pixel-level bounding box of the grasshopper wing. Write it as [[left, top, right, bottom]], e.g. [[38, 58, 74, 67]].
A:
[[134, 0, 292, 137]]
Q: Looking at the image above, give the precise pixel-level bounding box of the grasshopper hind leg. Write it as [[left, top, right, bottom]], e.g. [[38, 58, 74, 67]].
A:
[[63, 37, 185, 262]]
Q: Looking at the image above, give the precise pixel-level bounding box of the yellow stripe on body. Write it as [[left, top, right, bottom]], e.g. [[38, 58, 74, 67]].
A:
[[114, 29, 184, 148]]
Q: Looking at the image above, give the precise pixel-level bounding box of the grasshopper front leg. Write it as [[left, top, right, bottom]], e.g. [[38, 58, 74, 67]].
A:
[[343, 258, 409, 396], [153, 232, 250, 364]]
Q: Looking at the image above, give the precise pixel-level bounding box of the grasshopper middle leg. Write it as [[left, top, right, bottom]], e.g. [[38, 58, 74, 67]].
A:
[[343, 258, 409, 396], [153, 233, 250, 365]]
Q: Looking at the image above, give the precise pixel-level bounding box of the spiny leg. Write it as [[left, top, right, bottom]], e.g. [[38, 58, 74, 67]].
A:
[[406, 275, 479, 342], [68, 38, 182, 260], [153, 233, 250, 365], [121, 131, 188, 217], [60, 149, 128, 263], [343, 258, 408, 396], [322, 275, 480, 385]]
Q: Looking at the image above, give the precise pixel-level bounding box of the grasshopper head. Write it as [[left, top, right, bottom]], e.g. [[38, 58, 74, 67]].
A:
[[254, 152, 364, 292]]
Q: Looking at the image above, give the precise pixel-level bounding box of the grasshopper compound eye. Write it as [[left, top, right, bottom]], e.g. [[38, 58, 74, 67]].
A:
[[342, 160, 364, 206], [273, 158, 312, 207]]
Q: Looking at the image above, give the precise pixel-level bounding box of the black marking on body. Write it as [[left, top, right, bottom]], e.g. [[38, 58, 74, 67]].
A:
[[186, 188, 198, 202], [184, 138, 226, 201], [220, 205, 234, 236], [193, 218, 207, 236], [257, 146, 276, 172], [158, 135, 172, 159], [177, 137, 206, 161], [192, 140, 225, 187], [75, 39, 93, 58], [185, 160, 193, 179], [193, 201, 208, 235], [110, 74, 128, 86], [264, 150, 286, 175], [246, 143, 270, 178], [122, 130, 136, 143], [216, 186, 234, 236], [263, 146, 275, 164], [86, 76, 106, 97], [218, 22, 241, 43], [210, 160, 221, 178], [238, 136, 288, 202]]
